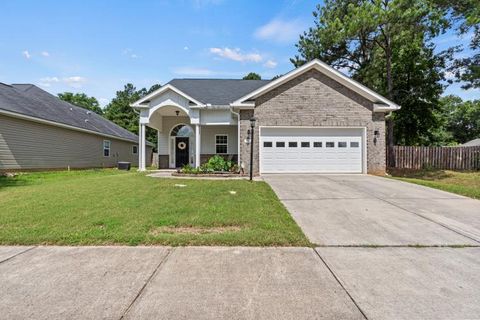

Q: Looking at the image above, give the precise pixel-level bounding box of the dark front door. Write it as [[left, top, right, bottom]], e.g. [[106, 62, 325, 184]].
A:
[[175, 137, 189, 168]]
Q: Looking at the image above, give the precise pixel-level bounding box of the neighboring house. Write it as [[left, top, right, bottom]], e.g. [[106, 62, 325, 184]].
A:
[[0, 83, 152, 171], [462, 139, 480, 147], [131, 59, 400, 174]]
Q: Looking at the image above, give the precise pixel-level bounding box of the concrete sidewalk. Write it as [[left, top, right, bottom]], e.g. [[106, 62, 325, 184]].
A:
[[1, 245, 480, 320]]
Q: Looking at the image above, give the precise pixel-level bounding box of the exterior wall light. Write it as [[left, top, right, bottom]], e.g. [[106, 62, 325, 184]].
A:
[[373, 129, 380, 145], [245, 129, 251, 145]]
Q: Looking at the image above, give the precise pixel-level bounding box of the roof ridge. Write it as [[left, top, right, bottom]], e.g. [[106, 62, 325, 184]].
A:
[[170, 78, 271, 81]]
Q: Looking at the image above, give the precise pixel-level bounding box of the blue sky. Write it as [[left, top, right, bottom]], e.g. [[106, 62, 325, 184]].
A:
[[0, 0, 478, 106]]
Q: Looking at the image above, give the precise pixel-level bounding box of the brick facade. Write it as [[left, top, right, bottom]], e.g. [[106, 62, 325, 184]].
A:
[[240, 69, 386, 175]]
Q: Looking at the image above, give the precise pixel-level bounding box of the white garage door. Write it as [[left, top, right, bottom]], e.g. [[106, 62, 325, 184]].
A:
[[260, 127, 364, 173]]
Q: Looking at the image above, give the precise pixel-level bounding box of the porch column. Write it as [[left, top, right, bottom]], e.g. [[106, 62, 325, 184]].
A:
[[138, 123, 143, 170], [139, 123, 146, 171], [195, 124, 201, 168]]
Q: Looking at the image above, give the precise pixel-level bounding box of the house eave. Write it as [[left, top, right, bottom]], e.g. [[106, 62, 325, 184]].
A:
[[0, 108, 153, 146]]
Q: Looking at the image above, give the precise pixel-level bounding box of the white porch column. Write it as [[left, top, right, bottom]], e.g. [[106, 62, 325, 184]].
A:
[[195, 124, 201, 168], [139, 123, 146, 171], [138, 123, 143, 170]]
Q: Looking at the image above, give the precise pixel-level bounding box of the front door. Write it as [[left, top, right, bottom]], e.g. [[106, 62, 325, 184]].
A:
[[175, 137, 189, 168]]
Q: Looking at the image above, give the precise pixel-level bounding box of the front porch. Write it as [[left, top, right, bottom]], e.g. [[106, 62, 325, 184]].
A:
[[131, 84, 240, 170]]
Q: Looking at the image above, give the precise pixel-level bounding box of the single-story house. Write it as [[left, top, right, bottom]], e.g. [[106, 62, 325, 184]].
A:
[[0, 83, 152, 171], [131, 59, 400, 174], [462, 138, 480, 147]]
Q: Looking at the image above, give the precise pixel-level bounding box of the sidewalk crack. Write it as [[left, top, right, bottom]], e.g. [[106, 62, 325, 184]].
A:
[[0, 246, 38, 265], [313, 248, 369, 320], [119, 247, 175, 319]]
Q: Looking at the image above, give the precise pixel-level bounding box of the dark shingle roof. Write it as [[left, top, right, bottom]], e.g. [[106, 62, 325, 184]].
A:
[[0, 83, 141, 143], [167, 79, 270, 105]]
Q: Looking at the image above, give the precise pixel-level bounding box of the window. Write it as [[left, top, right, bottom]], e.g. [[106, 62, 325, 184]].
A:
[[288, 142, 297, 148], [326, 142, 334, 148], [215, 135, 228, 154], [132, 145, 138, 154], [338, 142, 347, 148], [350, 142, 360, 148], [313, 142, 322, 148], [301, 142, 310, 148], [263, 142, 273, 147], [103, 140, 111, 157], [276, 142, 285, 147]]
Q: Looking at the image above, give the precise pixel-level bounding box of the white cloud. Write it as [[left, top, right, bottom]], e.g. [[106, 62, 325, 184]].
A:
[[172, 67, 215, 76], [41, 51, 50, 57], [22, 50, 31, 59], [122, 48, 140, 59], [99, 98, 110, 107], [254, 18, 306, 44], [38, 77, 59, 87], [38, 76, 86, 88], [209, 47, 263, 62], [184, 46, 189, 50], [263, 60, 277, 68], [63, 76, 86, 88]]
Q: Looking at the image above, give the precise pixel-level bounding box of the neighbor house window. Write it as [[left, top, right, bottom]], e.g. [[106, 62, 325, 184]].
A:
[[314, 142, 322, 148], [103, 140, 111, 157], [263, 142, 273, 147], [288, 142, 297, 147], [215, 135, 228, 154], [326, 142, 334, 148], [301, 142, 310, 148], [338, 142, 347, 148], [350, 142, 360, 148], [132, 145, 138, 154], [276, 142, 285, 147]]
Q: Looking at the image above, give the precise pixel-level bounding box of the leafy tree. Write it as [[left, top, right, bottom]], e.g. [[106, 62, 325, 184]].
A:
[[242, 72, 261, 80], [292, 0, 449, 146], [438, 95, 480, 143], [103, 83, 160, 148], [58, 92, 103, 115], [432, 0, 480, 89]]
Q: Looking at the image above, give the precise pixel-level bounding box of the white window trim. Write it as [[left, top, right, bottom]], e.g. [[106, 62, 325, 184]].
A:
[[132, 145, 138, 155], [103, 140, 111, 157], [215, 134, 228, 154]]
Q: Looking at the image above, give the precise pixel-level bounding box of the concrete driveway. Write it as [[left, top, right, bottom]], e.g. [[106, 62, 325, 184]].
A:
[[263, 174, 480, 246]]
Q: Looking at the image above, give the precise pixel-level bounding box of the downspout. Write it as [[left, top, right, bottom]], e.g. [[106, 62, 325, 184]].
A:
[[230, 106, 241, 167]]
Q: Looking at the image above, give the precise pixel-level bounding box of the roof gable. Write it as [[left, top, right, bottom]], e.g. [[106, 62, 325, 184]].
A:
[[231, 59, 400, 111]]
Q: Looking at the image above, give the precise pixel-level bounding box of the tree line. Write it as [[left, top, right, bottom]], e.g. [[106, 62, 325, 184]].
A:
[[59, 0, 479, 148]]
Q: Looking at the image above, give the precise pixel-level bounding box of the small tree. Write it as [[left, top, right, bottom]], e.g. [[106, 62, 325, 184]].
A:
[[242, 72, 261, 80], [58, 92, 103, 115]]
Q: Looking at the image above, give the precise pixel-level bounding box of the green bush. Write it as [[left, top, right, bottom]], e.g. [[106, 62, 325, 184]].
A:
[[180, 155, 239, 174]]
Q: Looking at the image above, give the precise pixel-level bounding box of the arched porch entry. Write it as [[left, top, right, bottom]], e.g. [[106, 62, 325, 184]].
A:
[[170, 124, 195, 168]]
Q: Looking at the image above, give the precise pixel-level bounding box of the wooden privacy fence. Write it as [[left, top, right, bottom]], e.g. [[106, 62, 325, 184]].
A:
[[387, 146, 480, 170]]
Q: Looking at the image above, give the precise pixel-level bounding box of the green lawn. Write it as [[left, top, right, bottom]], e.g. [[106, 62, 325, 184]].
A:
[[0, 169, 309, 246], [390, 170, 480, 199]]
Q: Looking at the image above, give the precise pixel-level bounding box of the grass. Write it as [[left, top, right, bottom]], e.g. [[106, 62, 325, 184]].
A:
[[389, 169, 480, 199], [0, 169, 309, 246]]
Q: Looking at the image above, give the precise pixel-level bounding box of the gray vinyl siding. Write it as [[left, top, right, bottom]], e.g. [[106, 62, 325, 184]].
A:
[[0, 114, 152, 170]]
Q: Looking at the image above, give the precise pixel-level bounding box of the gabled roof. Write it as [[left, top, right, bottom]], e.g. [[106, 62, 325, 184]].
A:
[[231, 59, 400, 111], [167, 79, 270, 105], [0, 83, 150, 145], [462, 138, 480, 147], [131, 79, 270, 107]]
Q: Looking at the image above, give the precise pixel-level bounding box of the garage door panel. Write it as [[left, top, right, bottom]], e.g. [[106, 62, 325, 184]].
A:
[[260, 127, 364, 173]]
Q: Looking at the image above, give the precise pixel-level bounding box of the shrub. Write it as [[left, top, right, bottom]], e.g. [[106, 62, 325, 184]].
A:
[[179, 156, 239, 174]]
